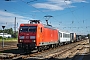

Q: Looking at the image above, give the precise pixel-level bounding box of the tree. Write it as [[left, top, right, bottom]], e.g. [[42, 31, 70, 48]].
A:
[[12, 31, 18, 38], [0, 30, 3, 33], [87, 34, 90, 39]]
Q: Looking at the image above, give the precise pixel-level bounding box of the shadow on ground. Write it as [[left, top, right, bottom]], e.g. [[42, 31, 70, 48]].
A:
[[0, 49, 24, 54]]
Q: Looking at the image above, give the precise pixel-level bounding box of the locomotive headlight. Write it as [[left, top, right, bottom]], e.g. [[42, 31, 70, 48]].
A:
[[30, 36, 35, 39], [20, 40, 23, 42], [32, 40, 36, 42], [19, 36, 24, 39]]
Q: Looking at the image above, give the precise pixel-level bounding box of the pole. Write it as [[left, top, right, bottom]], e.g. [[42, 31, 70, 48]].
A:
[[2, 26, 5, 48], [15, 17, 16, 34], [2, 29, 4, 48], [14, 17, 16, 38]]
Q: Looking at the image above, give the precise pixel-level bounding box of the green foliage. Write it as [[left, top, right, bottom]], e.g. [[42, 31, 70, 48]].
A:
[[0, 38, 17, 42], [0, 28, 13, 34], [0, 36, 2, 39], [4, 28, 13, 34], [0, 30, 3, 33], [12, 32, 18, 38], [87, 34, 90, 39]]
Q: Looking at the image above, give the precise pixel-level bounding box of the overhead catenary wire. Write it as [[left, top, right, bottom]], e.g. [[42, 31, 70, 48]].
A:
[[3, 0, 37, 19], [55, 0, 89, 34], [53, 3, 88, 24], [2, 0, 90, 34], [51, 2, 88, 28], [20, 0, 51, 23], [4, 0, 89, 23], [20, 0, 48, 15], [64, 0, 78, 24]]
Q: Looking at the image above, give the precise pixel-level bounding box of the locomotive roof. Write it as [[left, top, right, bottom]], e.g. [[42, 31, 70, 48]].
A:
[[20, 21, 58, 30], [43, 24, 57, 30], [30, 20, 40, 23]]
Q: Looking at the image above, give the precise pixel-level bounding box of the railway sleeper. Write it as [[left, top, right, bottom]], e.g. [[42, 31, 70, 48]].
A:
[[0, 53, 18, 59]]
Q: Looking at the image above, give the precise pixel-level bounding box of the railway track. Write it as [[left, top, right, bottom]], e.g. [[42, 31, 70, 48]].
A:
[[0, 41, 17, 51], [0, 40, 89, 60]]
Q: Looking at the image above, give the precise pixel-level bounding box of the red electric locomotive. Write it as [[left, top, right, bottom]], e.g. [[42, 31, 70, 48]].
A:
[[17, 20, 59, 52]]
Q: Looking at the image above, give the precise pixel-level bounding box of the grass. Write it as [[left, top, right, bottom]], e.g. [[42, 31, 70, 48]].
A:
[[0, 38, 18, 42]]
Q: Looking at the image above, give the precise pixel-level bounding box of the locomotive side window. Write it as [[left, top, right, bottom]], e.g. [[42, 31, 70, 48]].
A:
[[41, 27, 42, 32]]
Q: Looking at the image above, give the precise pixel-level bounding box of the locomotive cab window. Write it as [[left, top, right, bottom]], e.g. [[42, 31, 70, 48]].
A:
[[19, 26, 37, 32], [19, 26, 28, 32], [29, 26, 37, 32]]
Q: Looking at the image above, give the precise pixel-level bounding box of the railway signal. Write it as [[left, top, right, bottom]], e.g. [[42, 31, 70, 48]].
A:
[[2, 26, 5, 48]]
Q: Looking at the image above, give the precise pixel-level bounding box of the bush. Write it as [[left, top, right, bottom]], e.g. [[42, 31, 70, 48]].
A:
[[0, 36, 2, 39]]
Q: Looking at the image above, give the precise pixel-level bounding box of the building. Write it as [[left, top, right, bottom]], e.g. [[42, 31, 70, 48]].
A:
[[0, 33, 11, 38]]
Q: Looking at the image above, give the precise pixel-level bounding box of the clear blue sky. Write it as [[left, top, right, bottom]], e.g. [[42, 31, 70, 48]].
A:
[[0, 0, 90, 35]]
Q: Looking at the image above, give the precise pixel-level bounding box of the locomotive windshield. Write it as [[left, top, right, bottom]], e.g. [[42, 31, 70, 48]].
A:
[[19, 26, 37, 32]]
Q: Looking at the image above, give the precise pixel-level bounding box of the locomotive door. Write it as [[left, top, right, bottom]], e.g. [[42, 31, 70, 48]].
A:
[[40, 27, 43, 45]]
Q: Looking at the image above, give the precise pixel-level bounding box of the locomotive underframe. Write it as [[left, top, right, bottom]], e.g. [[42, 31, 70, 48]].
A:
[[17, 43, 36, 51]]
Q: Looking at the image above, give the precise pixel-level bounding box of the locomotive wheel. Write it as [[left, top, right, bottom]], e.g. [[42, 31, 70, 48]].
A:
[[51, 45, 54, 48], [54, 44, 56, 48], [71, 40, 74, 43], [38, 47, 42, 52]]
